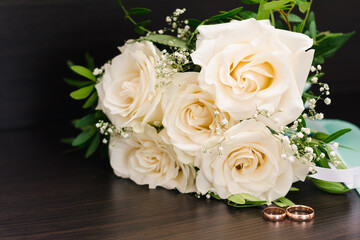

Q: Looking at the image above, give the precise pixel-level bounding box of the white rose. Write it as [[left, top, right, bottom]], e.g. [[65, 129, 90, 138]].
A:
[[195, 119, 309, 202], [96, 41, 163, 133], [191, 19, 314, 128], [161, 72, 234, 157], [109, 124, 196, 193]]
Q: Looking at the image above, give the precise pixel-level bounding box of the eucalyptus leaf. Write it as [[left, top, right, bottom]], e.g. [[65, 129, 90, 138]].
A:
[[128, 7, 151, 16], [86, 132, 100, 158], [311, 178, 350, 194], [70, 85, 94, 100], [142, 34, 188, 49], [83, 92, 98, 109], [228, 194, 246, 204], [323, 128, 351, 143], [70, 65, 96, 81]]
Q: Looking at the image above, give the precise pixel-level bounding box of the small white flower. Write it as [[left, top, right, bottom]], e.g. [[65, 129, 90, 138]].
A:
[[102, 138, 108, 144], [319, 153, 325, 158], [311, 77, 318, 83], [324, 97, 331, 105], [296, 132, 304, 138], [317, 65, 322, 71], [301, 127, 311, 135], [291, 144, 298, 152], [305, 147, 313, 154], [330, 151, 336, 157], [333, 142, 339, 149], [310, 66, 316, 72], [319, 87, 325, 92], [315, 113, 324, 120]]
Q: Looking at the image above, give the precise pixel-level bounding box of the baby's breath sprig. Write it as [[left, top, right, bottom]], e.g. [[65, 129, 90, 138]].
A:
[[95, 120, 132, 144]]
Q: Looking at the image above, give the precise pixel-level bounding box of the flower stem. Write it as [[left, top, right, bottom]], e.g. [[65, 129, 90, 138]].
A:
[[115, 0, 150, 33], [300, 0, 313, 33]]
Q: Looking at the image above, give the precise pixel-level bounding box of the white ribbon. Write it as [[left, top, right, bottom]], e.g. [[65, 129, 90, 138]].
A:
[[309, 166, 360, 189]]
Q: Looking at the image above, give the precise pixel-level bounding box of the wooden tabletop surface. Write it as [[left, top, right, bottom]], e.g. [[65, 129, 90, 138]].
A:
[[0, 127, 359, 240]]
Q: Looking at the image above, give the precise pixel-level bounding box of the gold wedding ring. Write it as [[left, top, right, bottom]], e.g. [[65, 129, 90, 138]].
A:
[[263, 207, 286, 221], [286, 205, 314, 222]]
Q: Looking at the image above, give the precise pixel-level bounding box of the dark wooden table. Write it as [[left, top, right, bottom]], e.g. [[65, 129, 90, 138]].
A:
[[1, 127, 359, 240]]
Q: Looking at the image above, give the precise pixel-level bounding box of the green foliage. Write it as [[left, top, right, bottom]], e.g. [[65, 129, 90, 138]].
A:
[[323, 128, 352, 144], [70, 85, 94, 100], [273, 197, 295, 207], [289, 187, 299, 191], [311, 178, 350, 194], [141, 34, 189, 49], [227, 193, 268, 207], [313, 32, 355, 64], [128, 7, 151, 16], [70, 65, 96, 82]]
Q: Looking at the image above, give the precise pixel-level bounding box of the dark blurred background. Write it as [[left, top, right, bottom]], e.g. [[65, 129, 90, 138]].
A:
[[1, 0, 359, 135]]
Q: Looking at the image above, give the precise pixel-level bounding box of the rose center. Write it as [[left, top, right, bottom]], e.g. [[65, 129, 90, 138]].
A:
[[185, 102, 213, 130], [230, 57, 274, 93], [227, 146, 265, 174]]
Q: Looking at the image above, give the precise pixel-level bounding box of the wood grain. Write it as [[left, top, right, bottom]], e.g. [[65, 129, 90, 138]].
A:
[[0, 127, 359, 239]]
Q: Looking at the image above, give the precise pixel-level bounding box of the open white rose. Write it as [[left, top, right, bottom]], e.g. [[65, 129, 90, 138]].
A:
[[109, 125, 196, 193], [195, 119, 309, 202], [96, 41, 163, 133], [191, 19, 314, 128], [161, 72, 234, 157]]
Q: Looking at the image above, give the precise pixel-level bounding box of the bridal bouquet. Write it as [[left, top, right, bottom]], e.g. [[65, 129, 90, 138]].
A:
[[65, 0, 358, 207]]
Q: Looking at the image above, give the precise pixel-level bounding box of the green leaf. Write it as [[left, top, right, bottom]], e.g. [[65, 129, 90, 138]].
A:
[[70, 85, 94, 100], [128, 7, 151, 15], [142, 34, 188, 49], [84, 52, 95, 71], [72, 128, 95, 147], [312, 131, 329, 141], [289, 187, 299, 191], [75, 113, 97, 129], [239, 11, 257, 19], [257, 0, 271, 20], [70, 65, 96, 81], [208, 7, 243, 22], [299, 1, 310, 13], [83, 92, 98, 109], [240, 193, 261, 201], [228, 194, 246, 204], [61, 137, 75, 145], [288, 13, 303, 23], [273, 197, 295, 207], [64, 78, 92, 88], [263, 0, 293, 10], [314, 32, 354, 60], [240, 0, 261, 4], [323, 128, 352, 143], [209, 192, 222, 200], [186, 19, 202, 28], [85, 132, 100, 158], [309, 21, 316, 41], [311, 178, 350, 194]]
